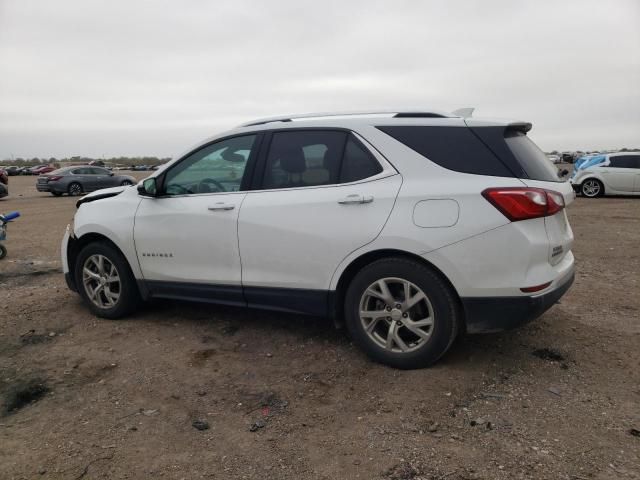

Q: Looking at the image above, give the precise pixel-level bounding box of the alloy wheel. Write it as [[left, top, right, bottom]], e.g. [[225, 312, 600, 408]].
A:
[[582, 180, 601, 197], [69, 183, 82, 196], [359, 277, 435, 353], [82, 254, 121, 309]]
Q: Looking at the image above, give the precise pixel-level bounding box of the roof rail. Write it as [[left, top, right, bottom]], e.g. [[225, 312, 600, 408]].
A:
[[238, 109, 451, 127]]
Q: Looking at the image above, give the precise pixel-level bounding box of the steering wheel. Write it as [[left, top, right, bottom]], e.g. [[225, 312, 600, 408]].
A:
[[198, 178, 226, 193]]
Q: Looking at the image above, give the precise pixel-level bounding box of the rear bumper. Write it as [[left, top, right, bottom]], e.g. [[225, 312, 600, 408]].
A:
[[462, 269, 575, 334]]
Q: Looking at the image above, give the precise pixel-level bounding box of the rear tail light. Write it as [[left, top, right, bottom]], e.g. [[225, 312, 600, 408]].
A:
[[47, 176, 63, 182], [482, 187, 565, 221]]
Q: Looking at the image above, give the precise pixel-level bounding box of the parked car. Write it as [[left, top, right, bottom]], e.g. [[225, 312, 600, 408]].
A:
[[5, 166, 22, 176], [61, 109, 575, 369], [36, 166, 136, 196], [29, 165, 55, 176], [570, 152, 640, 197], [89, 160, 105, 167], [0, 168, 7, 198]]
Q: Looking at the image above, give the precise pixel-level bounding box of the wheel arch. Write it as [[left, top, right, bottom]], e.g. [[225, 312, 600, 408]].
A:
[[331, 248, 464, 329], [67, 232, 139, 293]]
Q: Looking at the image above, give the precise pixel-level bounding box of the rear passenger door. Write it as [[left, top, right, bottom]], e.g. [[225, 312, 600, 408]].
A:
[[237, 129, 402, 314], [89, 167, 113, 190], [602, 156, 636, 192]]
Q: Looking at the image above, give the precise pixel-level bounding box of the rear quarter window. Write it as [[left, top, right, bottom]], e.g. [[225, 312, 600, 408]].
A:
[[377, 126, 515, 177], [503, 131, 562, 182]]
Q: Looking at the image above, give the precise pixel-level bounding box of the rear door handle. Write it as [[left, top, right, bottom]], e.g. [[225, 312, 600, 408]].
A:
[[338, 194, 374, 205], [208, 203, 235, 211]]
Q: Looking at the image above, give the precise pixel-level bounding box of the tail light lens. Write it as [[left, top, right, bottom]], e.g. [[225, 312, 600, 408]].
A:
[[47, 176, 63, 182], [482, 187, 565, 221]]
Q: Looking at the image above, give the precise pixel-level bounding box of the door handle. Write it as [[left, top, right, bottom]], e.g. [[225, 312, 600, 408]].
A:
[[338, 194, 374, 205], [208, 203, 235, 211]]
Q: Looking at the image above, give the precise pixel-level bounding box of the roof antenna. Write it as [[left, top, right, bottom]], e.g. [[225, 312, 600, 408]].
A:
[[452, 107, 475, 118]]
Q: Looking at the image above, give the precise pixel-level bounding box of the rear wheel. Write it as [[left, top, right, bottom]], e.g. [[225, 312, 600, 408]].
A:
[[581, 179, 603, 198], [0, 244, 6, 260], [74, 242, 140, 319], [68, 182, 83, 196], [120, 180, 133, 186], [344, 257, 459, 369]]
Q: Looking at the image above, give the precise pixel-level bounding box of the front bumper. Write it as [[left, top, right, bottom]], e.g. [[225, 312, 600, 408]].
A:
[[36, 183, 51, 192], [462, 269, 575, 334], [61, 227, 77, 292]]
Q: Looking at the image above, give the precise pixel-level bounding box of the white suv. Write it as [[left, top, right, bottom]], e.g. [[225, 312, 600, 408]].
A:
[[570, 152, 640, 197], [61, 110, 575, 369]]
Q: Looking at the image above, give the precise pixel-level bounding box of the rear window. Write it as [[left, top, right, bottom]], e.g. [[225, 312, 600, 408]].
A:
[[377, 126, 514, 177], [503, 131, 562, 182]]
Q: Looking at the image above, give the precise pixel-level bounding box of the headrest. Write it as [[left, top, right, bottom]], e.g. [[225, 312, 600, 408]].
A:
[[323, 147, 338, 169], [279, 146, 306, 174]]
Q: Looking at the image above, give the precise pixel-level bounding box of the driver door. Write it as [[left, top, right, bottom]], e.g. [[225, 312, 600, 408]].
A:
[[134, 134, 261, 304]]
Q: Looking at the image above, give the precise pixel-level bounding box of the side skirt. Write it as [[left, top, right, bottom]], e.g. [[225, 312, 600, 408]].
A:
[[139, 280, 331, 317]]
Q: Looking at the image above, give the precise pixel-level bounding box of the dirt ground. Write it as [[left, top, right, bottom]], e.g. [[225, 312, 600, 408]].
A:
[[0, 173, 638, 480]]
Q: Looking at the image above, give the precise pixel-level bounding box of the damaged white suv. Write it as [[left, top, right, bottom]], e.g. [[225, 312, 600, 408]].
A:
[[62, 109, 575, 369]]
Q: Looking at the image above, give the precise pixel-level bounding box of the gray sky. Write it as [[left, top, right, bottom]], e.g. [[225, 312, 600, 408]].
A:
[[0, 0, 638, 159]]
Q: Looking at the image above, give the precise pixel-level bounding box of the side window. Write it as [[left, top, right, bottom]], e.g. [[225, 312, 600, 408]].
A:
[[340, 135, 382, 183], [378, 126, 515, 178], [263, 131, 347, 189], [164, 134, 257, 195], [89, 167, 107, 175], [72, 168, 87, 175], [609, 156, 639, 169]]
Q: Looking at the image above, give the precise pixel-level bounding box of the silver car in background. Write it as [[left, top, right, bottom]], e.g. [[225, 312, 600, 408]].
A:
[[36, 166, 136, 196]]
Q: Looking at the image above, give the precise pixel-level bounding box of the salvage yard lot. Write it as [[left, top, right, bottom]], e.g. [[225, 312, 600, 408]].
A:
[[1, 174, 639, 479]]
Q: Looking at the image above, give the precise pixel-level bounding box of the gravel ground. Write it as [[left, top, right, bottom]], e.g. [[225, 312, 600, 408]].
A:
[[0, 174, 639, 479]]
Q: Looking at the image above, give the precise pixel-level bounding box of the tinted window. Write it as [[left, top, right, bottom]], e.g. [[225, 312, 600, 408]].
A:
[[504, 131, 562, 182], [164, 134, 257, 195], [263, 131, 347, 189], [72, 168, 89, 175], [377, 126, 514, 178], [340, 135, 382, 183], [609, 155, 640, 169], [89, 167, 108, 175]]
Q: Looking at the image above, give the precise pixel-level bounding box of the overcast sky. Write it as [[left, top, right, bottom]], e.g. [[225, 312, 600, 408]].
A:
[[0, 0, 638, 159]]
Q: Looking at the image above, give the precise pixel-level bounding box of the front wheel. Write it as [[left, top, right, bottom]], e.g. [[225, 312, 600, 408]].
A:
[[120, 180, 133, 186], [581, 179, 603, 198], [0, 244, 6, 260], [74, 242, 140, 319], [344, 257, 460, 369]]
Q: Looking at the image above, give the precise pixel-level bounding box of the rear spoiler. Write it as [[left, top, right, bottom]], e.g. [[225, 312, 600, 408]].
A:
[[506, 122, 532, 133]]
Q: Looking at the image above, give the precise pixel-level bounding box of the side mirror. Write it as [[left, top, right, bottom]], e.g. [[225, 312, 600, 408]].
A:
[[138, 177, 158, 197]]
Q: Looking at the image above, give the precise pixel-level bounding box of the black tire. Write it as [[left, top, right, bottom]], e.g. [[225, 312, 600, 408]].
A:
[[121, 180, 133, 186], [68, 182, 83, 196], [581, 178, 604, 198], [344, 257, 460, 369], [74, 241, 140, 319], [51, 192, 63, 197], [0, 244, 6, 260]]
